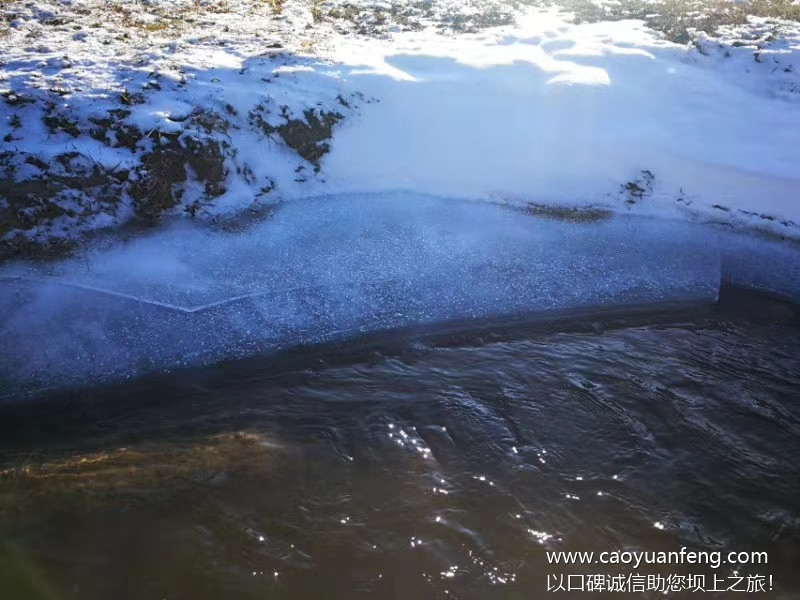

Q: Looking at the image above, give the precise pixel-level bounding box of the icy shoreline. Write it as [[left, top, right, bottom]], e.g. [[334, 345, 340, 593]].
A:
[[1, 1, 800, 257], [0, 194, 724, 396], [1, 191, 799, 397]]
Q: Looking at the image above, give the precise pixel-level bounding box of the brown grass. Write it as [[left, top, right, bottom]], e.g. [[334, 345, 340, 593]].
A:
[[533, 0, 800, 41], [142, 21, 170, 32], [0, 432, 279, 495], [311, 0, 324, 23]]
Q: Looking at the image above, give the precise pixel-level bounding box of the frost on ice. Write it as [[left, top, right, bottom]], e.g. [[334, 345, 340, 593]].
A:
[[0, 193, 729, 395]]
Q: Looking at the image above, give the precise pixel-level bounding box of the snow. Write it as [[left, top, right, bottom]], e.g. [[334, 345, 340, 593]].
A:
[[1, 1, 799, 243], [322, 14, 800, 229]]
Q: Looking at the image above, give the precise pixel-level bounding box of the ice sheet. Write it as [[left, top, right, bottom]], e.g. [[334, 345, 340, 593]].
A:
[[719, 231, 800, 301], [0, 193, 731, 396]]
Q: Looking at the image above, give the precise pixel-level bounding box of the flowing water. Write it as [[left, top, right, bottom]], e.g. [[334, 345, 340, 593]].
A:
[[1, 286, 798, 599]]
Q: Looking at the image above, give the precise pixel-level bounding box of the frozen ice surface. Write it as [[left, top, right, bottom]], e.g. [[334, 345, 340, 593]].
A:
[[720, 231, 800, 301], [0, 192, 728, 395], [0, 191, 784, 397]]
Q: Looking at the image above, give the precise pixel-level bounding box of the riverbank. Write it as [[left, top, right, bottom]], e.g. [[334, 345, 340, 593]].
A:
[[2, 0, 800, 259]]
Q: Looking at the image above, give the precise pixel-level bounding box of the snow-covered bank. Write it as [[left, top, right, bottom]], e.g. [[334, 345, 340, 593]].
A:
[[1, 1, 800, 255], [325, 13, 800, 225]]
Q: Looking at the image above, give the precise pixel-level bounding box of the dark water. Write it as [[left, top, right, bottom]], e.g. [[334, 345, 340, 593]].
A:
[[1, 287, 799, 599]]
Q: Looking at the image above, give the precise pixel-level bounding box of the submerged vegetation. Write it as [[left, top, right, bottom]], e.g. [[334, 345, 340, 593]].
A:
[[0, 432, 278, 502]]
